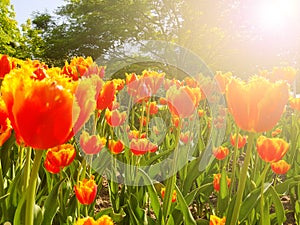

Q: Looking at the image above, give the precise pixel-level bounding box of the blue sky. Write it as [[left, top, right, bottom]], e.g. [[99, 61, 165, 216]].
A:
[[10, 0, 65, 25]]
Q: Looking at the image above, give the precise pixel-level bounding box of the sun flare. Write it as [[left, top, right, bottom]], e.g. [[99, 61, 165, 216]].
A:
[[256, 0, 299, 31]]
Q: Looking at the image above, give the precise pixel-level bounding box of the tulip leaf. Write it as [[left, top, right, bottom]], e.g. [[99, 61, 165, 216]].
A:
[[95, 207, 126, 223], [127, 193, 145, 225], [262, 198, 270, 225], [138, 169, 161, 220], [239, 182, 271, 222], [174, 184, 196, 225], [13, 190, 27, 225], [196, 219, 209, 225], [269, 186, 285, 224], [41, 178, 65, 225]]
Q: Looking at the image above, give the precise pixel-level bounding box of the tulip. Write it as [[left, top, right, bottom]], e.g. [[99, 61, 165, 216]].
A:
[[0, 98, 12, 146], [230, 133, 247, 149], [105, 109, 126, 127], [44, 144, 76, 174], [226, 76, 289, 133], [289, 97, 300, 111], [74, 215, 114, 225], [210, 215, 226, 225], [166, 85, 201, 118], [161, 187, 176, 202], [213, 173, 231, 192], [214, 71, 232, 94], [74, 176, 97, 205], [130, 138, 158, 155], [96, 81, 116, 110], [1, 65, 100, 149], [271, 160, 291, 174], [256, 136, 289, 163], [80, 131, 106, 155], [0, 54, 16, 79], [108, 139, 124, 154], [213, 146, 229, 160]]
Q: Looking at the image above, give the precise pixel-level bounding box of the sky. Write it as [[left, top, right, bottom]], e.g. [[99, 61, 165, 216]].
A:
[[10, 0, 65, 25]]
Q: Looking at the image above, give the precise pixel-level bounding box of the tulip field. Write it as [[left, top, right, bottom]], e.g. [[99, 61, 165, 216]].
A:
[[0, 54, 300, 225]]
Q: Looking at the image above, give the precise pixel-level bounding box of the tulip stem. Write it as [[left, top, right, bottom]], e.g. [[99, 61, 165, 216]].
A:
[[229, 128, 240, 196], [23, 147, 32, 191], [25, 150, 43, 225], [260, 163, 270, 224], [162, 119, 181, 223], [229, 132, 254, 225]]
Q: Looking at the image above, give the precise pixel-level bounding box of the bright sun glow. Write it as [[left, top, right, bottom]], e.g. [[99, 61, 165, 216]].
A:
[[257, 0, 298, 31]]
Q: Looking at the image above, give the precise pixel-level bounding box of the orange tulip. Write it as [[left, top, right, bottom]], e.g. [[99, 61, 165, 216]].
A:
[[0, 55, 16, 79], [256, 136, 289, 163], [166, 85, 201, 118], [128, 130, 146, 140], [44, 144, 76, 174], [1, 65, 100, 149], [213, 146, 229, 160], [289, 97, 300, 111], [180, 131, 190, 144], [0, 99, 12, 146], [74, 176, 97, 205], [73, 75, 103, 134], [161, 187, 177, 202], [213, 173, 231, 192], [271, 160, 291, 174], [1, 67, 74, 149], [147, 101, 159, 115], [62, 56, 103, 81], [80, 131, 106, 155], [126, 71, 164, 102], [230, 133, 247, 149], [108, 139, 124, 154], [74, 215, 114, 225], [210, 215, 226, 225], [96, 80, 116, 111], [271, 128, 282, 137], [130, 138, 158, 155], [226, 76, 289, 133], [105, 109, 126, 127], [260, 67, 297, 84], [214, 71, 232, 94]]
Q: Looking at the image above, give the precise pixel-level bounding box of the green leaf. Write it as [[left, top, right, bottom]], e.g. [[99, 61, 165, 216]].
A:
[[220, 169, 229, 199], [174, 184, 196, 225], [219, 169, 229, 215], [41, 178, 65, 225], [269, 186, 286, 224], [262, 198, 270, 225], [34, 204, 43, 225], [196, 218, 209, 225], [238, 182, 271, 222], [138, 169, 161, 220], [13, 190, 27, 225], [95, 207, 126, 223], [127, 194, 145, 225], [184, 183, 213, 206], [275, 175, 300, 194]]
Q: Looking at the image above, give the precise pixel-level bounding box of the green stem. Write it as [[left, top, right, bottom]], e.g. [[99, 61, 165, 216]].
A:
[[23, 147, 32, 191], [162, 119, 181, 223], [260, 164, 270, 224], [229, 132, 255, 225], [25, 150, 43, 225], [229, 128, 240, 196]]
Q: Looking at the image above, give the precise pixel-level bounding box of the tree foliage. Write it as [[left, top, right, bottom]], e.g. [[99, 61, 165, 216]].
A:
[[0, 0, 44, 59]]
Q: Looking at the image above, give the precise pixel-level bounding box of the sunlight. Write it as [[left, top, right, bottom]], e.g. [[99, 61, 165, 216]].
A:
[[256, 0, 298, 31]]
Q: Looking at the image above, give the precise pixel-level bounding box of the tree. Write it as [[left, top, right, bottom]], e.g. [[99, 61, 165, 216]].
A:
[[0, 0, 45, 59], [0, 0, 22, 57]]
